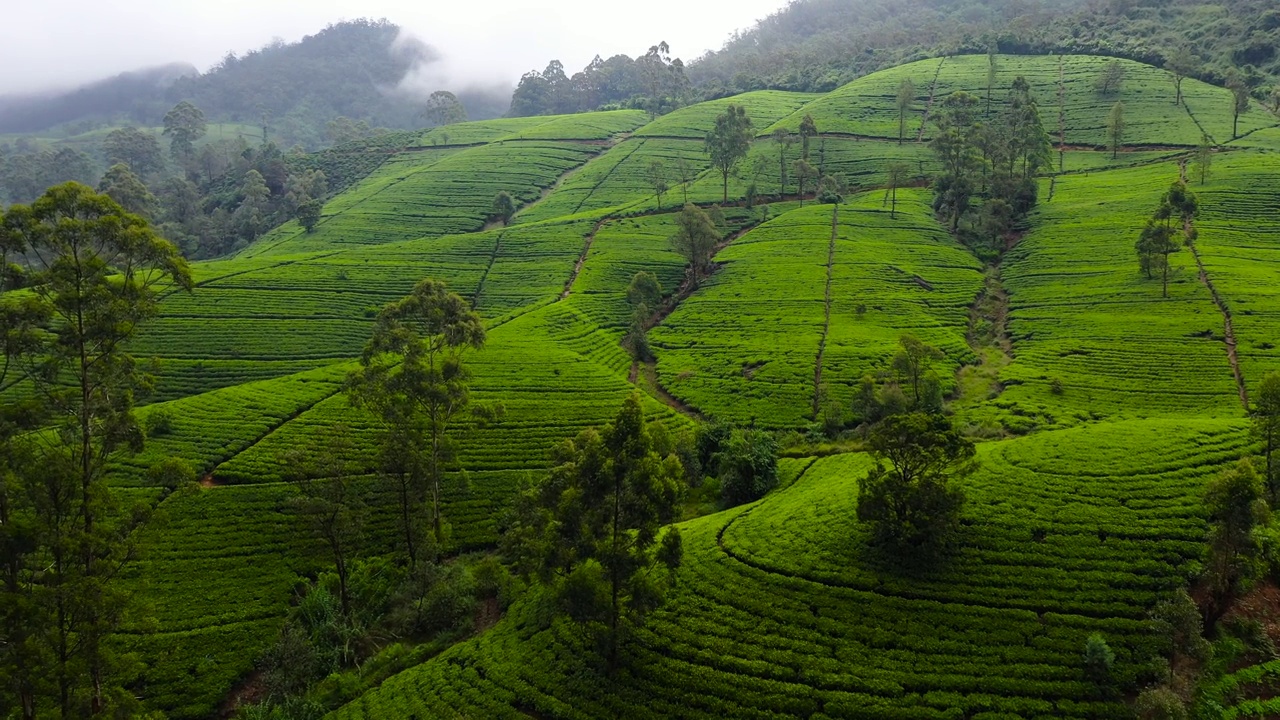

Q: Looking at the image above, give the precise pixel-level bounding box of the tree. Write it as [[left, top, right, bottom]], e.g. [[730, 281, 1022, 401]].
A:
[[346, 279, 486, 555], [1167, 46, 1196, 106], [771, 128, 794, 195], [885, 162, 909, 218], [674, 155, 696, 204], [1, 182, 191, 717], [897, 78, 916, 145], [856, 412, 972, 552], [798, 113, 818, 159], [101, 127, 164, 177], [508, 394, 684, 668], [1083, 633, 1115, 685], [1134, 687, 1188, 720], [892, 334, 944, 407], [716, 429, 778, 507], [491, 191, 516, 225], [1193, 133, 1213, 185], [162, 101, 207, 162], [1204, 459, 1270, 604], [96, 164, 156, 219], [1096, 59, 1126, 96], [1107, 101, 1126, 159], [669, 204, 721, 285], [645, 160, 668, 210], [1254, 372, 1280, 501], [423, 90, 468, 127], [816, 174, 845, 204], [626, 271, 662, 311], [985, 46, 998, 115], [1228, 73, 1250, 140], [234, 169, 272, 241], [296, 199, 323, 233], [930, 92, 982, 231], [1135, 219, 1178, 296], [792, 159, 817, 206], [287, 427, 364, 619], [1149, 587, 1210, 677], [705, 104, 754, 203]]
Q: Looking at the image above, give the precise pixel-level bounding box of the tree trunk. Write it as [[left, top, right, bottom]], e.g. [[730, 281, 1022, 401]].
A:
[[399, 472, 416, 569], [722, 171, 729, 204]]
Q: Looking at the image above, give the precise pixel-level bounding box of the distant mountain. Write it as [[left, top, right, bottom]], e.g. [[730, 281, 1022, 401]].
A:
[[0, 63, 198, 133], [0, 20, 509, 146]]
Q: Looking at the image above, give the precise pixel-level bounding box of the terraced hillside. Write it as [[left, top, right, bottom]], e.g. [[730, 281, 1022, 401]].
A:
[[63, 51, 1280, 718]]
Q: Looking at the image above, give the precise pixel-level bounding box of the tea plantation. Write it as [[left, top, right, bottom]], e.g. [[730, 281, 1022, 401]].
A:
[[66, 52, 1280, 718]]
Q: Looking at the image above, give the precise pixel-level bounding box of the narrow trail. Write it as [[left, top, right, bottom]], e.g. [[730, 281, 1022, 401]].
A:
[[631, 216, 767, 419], [560, 219, 607, 300], [1179, 161, 1249, 409], [514, 136, 624, 221], [572, 139, 646, 215], [811, 206, 839, 418], [916, 57, 946, 143], [1057, 55, 1066, 174], [472, 229, 506, 309]]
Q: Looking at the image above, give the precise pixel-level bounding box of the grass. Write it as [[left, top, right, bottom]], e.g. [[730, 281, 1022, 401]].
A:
[[80, 54, 1280, 717], [328, 418, 1247, 719]]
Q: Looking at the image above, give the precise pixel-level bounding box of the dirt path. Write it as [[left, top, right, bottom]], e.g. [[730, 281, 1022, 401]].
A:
[[811, 207, 839, 418], [472, 229, 506, 309], [916, 57, 946, 143], [1179, 161, 1249, 408], [560, 219, 607, 300]]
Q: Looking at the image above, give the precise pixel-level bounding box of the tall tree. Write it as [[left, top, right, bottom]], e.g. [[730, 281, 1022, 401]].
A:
[[645, 160, 668, 210], [1253, 372, 1280, 501], [1204, 459, 1270, 607], [884, 162, 909, 219], [1, 182, 191, 717], [508, 393, 684, 668], [1167, 46, 1196, 106], [674, 155, 696, 204], [985, 46, 998, 116], [929, 91, 982, 231], [771, 128, 795, 195], [798, 114, 818, 160], [1228, 73, 1250, 140], [704, 104, 754, 203], [857, 412, 973, 553], [792, 159, 817, 206], [891, 334, 944, 407], [100, 127, 164, 177], [162, 101, 208, 162], [1193, 133, 1213, 185], [1096, 59, 1126, 96], [286, 427, 364, 619], [1107, 101, 1126, 159], [669, 204, 721, 286], [346, 279, 486, 549], [96, 164, 156, 219], [1135, 219, 1178, 297], [424, 90, 468, 127], [896, 78, 916, 145]]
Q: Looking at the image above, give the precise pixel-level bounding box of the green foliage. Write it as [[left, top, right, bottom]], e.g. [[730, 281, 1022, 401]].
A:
[[716, 429, 780, 507], [491, 191, 516, 224], [163, 101, 208, 161], [1134, 686, 1187, 720], [857, 412, 973, 552], [508, 394, 684, 667], [1083, 633, 1116, 685], [1204, 459, 1271, 602], [296, 198, 323, 233], [669, 203, 721, 284], [1253, 372, 1280, 500], [423, 91, 468, 127], [146, 456, 198, 490], [704, 104, 754, 203]]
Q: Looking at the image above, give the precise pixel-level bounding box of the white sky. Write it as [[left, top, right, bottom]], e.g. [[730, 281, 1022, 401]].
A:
[[0, 0, 787, 95]]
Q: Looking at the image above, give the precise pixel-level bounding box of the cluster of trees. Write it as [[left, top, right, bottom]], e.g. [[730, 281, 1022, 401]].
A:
[[1134, 180, 1198, 297], [0, 183, 192, 717], [929, 72, 1052, 256], [686, 0, 1280, 102], [509, 43, 691, 118]]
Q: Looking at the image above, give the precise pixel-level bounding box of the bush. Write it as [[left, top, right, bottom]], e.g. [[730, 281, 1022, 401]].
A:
[[718, 429, 779, 507], [145, 408, 174, 437]]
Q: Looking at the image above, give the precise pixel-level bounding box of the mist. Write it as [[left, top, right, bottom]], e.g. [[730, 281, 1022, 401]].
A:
[[0, 0, 787, 97]]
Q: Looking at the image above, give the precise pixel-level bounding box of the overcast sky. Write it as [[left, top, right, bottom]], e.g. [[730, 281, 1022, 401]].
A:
[[0, 0, 787, 95]]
